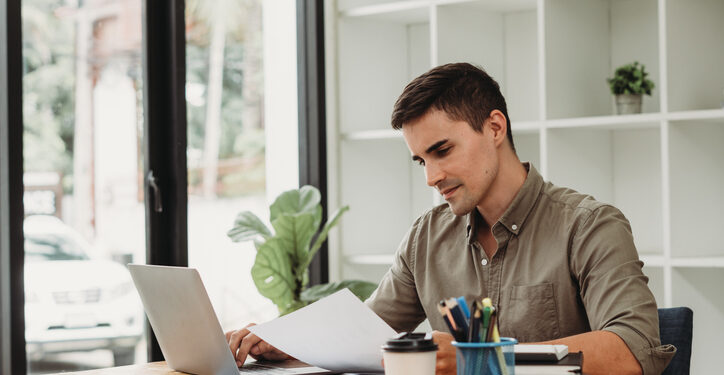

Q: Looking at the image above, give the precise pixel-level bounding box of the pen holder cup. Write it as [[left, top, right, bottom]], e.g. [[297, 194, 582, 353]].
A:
[[452, 338, 517, 375]]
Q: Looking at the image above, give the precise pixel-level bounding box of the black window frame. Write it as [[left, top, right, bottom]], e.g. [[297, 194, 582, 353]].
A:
[[297, 0, 329, 287], [1, 0, 26, 373], [142, 0, 189, 362]]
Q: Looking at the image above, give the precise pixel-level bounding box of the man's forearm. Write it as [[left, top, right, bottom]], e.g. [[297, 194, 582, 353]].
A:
[[537, 330, 642, 375]]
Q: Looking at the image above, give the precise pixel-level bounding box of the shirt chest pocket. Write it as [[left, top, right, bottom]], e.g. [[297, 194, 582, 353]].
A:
[[500, 283, 561, 343]]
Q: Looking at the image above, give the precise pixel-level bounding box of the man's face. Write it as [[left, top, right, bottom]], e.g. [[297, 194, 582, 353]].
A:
[[402, 109, 499, 216]]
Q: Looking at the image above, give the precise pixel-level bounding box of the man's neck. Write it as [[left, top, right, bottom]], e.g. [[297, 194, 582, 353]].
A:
[[475, 159, 528, 228]]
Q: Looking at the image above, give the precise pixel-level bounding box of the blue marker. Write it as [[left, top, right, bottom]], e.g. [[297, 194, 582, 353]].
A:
[[457, 296, 471, 320]]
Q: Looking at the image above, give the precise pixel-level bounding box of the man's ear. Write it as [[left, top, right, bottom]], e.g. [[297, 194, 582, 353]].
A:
[[486, 110, 508, 148]]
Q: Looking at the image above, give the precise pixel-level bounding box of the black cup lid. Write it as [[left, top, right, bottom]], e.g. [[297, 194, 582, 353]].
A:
[[382, 332, 438, 353]]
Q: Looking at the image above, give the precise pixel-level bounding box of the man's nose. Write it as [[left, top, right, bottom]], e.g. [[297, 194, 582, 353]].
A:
[[425, 163, 444, 187]]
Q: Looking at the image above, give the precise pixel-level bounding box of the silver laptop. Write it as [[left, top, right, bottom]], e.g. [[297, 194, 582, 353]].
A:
[[128, 264, 331, 375]]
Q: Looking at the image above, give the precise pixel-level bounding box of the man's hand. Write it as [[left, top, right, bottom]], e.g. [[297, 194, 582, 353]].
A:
[[225, 323, 291, 367], [431, 330, 456, 375]]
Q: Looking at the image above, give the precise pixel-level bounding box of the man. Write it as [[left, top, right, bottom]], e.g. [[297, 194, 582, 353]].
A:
[[227, 63, 675, 375]]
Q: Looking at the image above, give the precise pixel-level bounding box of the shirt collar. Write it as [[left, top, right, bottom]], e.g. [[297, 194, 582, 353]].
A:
[[466, 162, 543, 241]]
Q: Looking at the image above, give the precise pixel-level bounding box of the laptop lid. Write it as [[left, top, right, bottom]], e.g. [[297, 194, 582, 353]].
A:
[[128, 264, 239, 375]]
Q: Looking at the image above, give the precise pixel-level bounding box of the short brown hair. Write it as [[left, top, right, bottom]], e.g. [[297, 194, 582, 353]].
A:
[[391, 63, 515, 151]]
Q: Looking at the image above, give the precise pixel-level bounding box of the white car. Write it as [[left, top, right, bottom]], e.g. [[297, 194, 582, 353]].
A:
[[24, 215, 143, 366]]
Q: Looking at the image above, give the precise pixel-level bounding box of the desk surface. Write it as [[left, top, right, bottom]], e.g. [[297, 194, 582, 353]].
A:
[[49, 362, 185, 374]]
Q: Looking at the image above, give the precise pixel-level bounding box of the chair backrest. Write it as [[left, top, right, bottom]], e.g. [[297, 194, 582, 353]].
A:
[[659, 307, 693, 375]]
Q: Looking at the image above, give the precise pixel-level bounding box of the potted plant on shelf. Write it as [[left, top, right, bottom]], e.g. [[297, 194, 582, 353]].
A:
[[606, 61, 655, 115], [227, 185, 377, 315]]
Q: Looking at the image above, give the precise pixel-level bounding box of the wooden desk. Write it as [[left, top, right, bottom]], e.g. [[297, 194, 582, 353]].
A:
[[49, 362, 185, 374], [49, 360, 338, 374]]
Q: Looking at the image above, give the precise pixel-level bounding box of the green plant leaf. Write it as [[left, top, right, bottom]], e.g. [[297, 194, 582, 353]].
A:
[[303, 205, 350, 272], [300, 280, 378, 303], [271, 212, 317, 264], [270, 185, 321, 222], [251, 237, 296, 312], [227, 211, 272, 243]]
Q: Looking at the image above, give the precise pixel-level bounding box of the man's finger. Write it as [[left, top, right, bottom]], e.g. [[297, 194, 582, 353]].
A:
[[228, 328, 251, 359], [237, 333, 263, 365]]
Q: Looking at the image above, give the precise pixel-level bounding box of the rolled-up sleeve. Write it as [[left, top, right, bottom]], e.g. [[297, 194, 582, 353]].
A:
[[365, 218, 426, 333], [571, 205, 676, 375]]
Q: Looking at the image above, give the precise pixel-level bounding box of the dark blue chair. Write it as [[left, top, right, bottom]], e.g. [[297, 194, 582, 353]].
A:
[[659, 307, 693, 375]]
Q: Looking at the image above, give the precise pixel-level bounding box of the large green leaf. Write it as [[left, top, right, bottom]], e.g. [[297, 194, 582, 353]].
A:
[[270, 212, 317, 264], [300, 280, 378, 303], [304, 205, 350, 271], [227, 211, 272, 243], [270, 185, 321, 223], [251, 237, 296, 312]]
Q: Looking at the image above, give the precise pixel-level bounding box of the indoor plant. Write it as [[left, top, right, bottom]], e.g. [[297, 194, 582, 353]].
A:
[[606, 61, 655, 114], [227, 185, 377, 315]]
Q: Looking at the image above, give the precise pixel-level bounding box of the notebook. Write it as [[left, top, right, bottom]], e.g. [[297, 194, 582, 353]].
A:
[[514, 344, 569, 361], [516, 351, 583, 374]]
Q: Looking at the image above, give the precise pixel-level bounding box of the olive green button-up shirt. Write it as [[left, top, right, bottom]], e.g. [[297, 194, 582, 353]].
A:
[[366, 163, 675, 375]]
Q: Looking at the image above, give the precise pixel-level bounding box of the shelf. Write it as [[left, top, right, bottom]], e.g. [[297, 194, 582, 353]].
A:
[[666, 109, 724, 123], [330, 2, 723, 373], [545, 112, 663, 129], [545, 0, 660, 119], [640, 254, 665, 267], [342, 129, 401, 141], [669, 122, 724, 258], [666, 0, 724, 113], [340, 1, 429, 23], [346, 254, 394, 265], [340, 110, 724, 139], [670, 257, 724, 268], [340, 0, 536, 19]]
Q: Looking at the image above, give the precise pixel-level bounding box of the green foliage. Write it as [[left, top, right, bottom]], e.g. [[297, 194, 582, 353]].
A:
[[606, 61, 655, 96], [301, 280, 379, 303], [227, 185, 377, 315], [22, 0, 76, 180]]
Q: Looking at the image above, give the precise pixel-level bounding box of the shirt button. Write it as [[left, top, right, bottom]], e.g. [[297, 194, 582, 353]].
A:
[[512, 224, 518, 230], [481, 259, 488, 266]]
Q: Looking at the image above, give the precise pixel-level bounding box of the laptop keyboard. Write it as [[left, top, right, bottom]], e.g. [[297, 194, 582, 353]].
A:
[[239, 362, 302, 374]]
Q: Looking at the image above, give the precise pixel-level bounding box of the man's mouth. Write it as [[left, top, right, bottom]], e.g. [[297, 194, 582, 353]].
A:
[[441, 185, 460, 200]]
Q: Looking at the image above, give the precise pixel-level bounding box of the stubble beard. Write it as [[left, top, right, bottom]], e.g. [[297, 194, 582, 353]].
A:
[[447, 188, 478, 216]]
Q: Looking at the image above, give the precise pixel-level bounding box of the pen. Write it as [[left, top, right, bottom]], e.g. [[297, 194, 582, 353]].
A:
[[437, 303, 457, 336], [457, 296, 471, 320], [485, 306, 497, 343], [467, 301, 481, 342], [440, 300, 466, 342], [482, 305, 492, 343], [446, 298, 469, 336]]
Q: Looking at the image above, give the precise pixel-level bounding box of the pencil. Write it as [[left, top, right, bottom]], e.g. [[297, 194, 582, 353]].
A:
[[437, 303, 457, 336], [439, 300, 457, 330]]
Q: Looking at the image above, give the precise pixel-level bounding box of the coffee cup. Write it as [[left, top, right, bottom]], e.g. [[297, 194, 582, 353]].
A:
[[381, 332, 438, 375]]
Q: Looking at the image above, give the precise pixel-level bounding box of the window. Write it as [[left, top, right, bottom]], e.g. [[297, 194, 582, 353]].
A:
[[22, 0, 147, 372], [184, 0, 299, 331]]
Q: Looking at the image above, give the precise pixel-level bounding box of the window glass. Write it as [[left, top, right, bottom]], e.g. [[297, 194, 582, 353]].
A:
[[185, 0, 297, 332], [22, 0, 147, 372]]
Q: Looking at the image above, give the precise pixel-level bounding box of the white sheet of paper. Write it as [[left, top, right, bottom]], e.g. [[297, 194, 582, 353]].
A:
[[248, 289, 397, 373]]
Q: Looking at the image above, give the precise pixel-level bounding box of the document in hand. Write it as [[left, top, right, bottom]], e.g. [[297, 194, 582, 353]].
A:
[[248, 289, 397, 373]]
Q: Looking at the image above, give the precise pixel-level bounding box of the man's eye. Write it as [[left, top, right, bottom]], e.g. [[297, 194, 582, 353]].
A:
[[438, 147, 450, 156], [416, 160, 425, 166]]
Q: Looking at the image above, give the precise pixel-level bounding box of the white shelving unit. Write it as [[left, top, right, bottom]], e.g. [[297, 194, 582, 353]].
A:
[[324, 0, 724, 373]]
